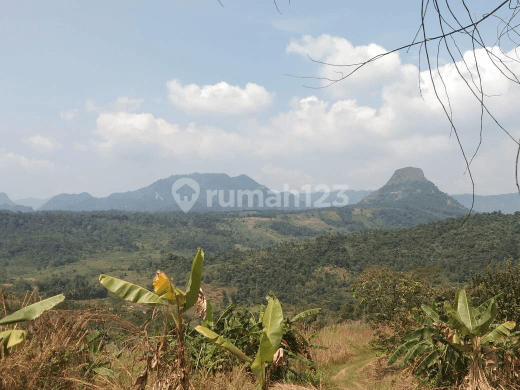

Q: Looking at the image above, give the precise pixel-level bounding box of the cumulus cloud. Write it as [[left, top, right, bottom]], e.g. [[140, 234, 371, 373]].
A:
[[282, 37, 520, 193], [0, 153, 54, 170], [94, 111, 250, 160], [287, 34, 402, 100], [89, 39, 520, 194], [167, 79, 273, 115], [26, 136, 62, 152], [251, 94, 455, 159]]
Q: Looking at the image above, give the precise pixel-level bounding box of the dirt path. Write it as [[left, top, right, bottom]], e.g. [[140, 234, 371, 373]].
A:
[[328, 353, 414, 390]]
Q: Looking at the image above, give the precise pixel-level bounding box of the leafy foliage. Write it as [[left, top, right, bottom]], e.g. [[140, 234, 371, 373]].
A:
[[0, 294, 65, 357], [99, 248, 206, 390], [388, 290, 516, 388], [468, 258, 520, 326], [194, 295, 322, 389]]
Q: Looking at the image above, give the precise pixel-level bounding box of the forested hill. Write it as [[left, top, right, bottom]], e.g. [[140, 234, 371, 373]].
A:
[[0, 202, 469, 272], [203, 211, 520, 308]]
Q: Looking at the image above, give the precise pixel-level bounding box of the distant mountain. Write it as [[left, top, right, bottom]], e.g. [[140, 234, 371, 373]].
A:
[[40, 192, 98, 211], [0, 193, 15, 206], [450, 193, 520, 214], [0, 192, 33, 212], [38, 173, 375, 212], [14, 197, 51, 210], [39, 174, 267, 212], [359, 167, 469, 221]]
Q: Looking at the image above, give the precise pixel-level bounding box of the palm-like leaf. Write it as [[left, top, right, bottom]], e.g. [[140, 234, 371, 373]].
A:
[[416, 349, 441, 373], [444, 302, 468, 336], [481, 321, 516, 344], [473, 299, 497, 336], [195, 325, 253, 363], [456, 290, 475, 334], [261, 296, 283, 359], [99, 275, 164, 305], [0, 329, 27, 353], [399, 341, 431, 368], [0, 294, 65, 326], [183, 248, 204, 312], [473, 294, 501, 322], [403, 327, 433, 342], [388, 339, 420, 365], [290, 308, 321, 323], [421, 303, 440, 323]]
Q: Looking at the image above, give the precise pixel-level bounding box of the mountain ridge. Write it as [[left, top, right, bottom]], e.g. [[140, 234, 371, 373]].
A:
[[4, 168, 520, 214]]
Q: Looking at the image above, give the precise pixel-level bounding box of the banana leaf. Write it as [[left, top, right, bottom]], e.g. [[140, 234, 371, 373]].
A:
[[195, 325, 253, 363], [183, 248, 204, 312], [421, 304, 440, 323], [262, 296, 283, 358], [481, 321, 516, 344], [99, 275, 164, 305], [0, 329, 27, 353], [0, 294, 65, 326], [290, 308, 321, 323]]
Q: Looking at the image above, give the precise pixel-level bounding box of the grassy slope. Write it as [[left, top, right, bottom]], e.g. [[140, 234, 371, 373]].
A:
[[306, 322, 416, 390]]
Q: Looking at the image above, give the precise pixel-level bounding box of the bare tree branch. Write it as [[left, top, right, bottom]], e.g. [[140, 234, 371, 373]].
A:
[[286, 0, 520, 223]]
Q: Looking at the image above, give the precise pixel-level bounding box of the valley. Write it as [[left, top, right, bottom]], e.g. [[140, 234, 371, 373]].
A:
[[2, 167, 520, 389]]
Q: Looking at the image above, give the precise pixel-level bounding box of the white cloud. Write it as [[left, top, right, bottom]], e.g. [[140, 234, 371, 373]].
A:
[[87, 40, 520, 195], [60, 109, 78, 121], [167, 79, 273, 115], [287, 34, 402, 100], [94, 111, 250, 160], [0, 153, 54, 170], [26, 136, 62, 152], [251, 94, 455, 159]]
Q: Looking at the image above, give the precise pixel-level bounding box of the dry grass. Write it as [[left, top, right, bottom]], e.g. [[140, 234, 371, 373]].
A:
[[298, 321, 416, 390], [1, 289, 415, 390], [308, 321, 373, 367], [0, 301, 139, 390], [192, 366, 257, 390], [192, 366, 323, 390]]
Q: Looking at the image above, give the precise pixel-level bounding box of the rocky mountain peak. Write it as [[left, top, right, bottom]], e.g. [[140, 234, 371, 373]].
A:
[[385, 167, 427, 186]]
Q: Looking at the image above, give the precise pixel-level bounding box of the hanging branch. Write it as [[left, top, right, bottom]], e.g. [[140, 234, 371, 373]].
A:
[[285, 0, 520, 223]]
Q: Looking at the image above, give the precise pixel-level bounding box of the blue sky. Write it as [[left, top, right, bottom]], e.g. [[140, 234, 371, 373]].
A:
[[1, 0, 519, 200]]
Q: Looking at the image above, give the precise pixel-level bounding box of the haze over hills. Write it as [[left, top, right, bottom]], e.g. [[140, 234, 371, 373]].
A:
[[3, 168, 520, 214], [37, 173, 373, 212], [0, 192, 33, 212], [450, 193, 520, 214], [14, 197, 51, 210]]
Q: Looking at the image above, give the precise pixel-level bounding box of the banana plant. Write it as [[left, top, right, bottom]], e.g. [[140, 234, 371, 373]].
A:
[[388, 290, 516, 388], [0, 293, 65, 357], [195, 293, 284, 390], [99, 248, 206, 390]]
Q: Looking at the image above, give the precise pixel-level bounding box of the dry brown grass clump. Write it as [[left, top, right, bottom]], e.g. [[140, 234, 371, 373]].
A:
[[191, 366, 322, 390], [191, 366, 257, 390], [307, 321, 373, 367], [0, 304, 138, 390]]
